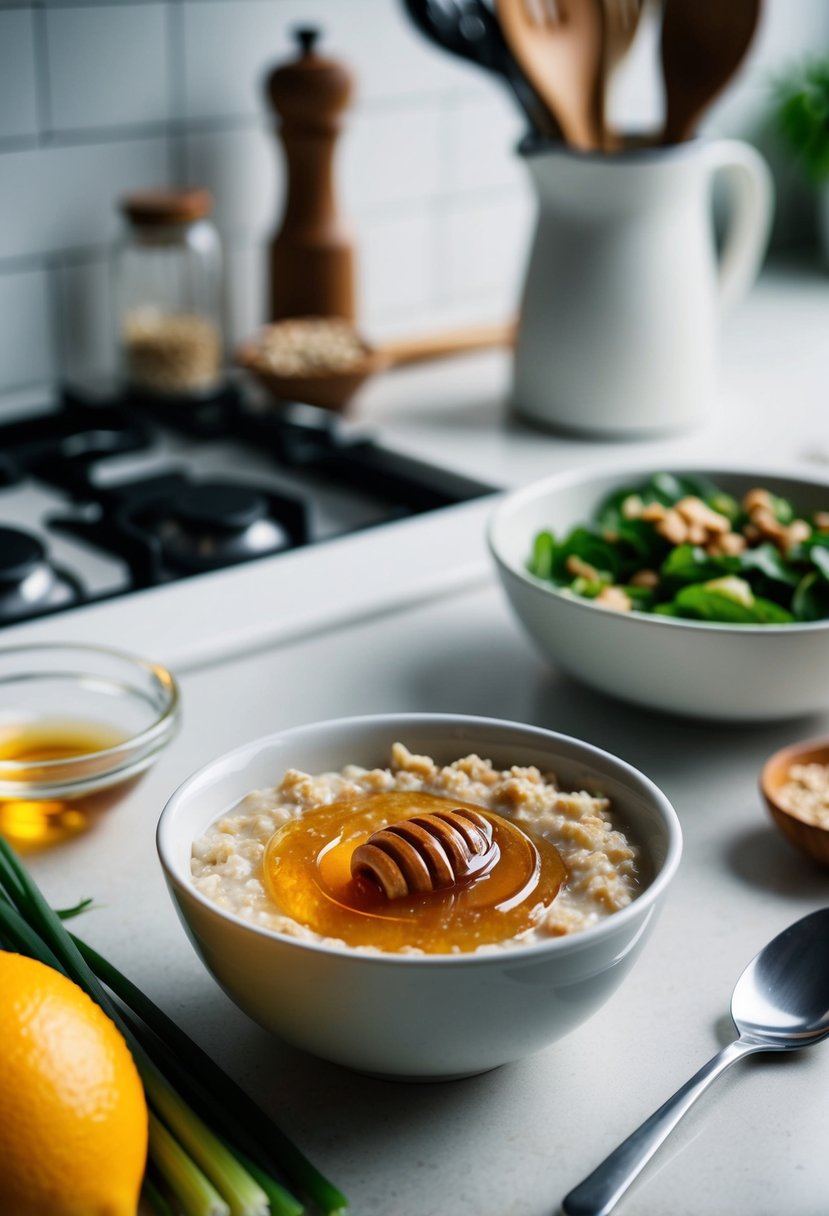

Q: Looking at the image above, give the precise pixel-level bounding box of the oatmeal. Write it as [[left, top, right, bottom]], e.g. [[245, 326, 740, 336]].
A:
[[191, 743, 640, 953]]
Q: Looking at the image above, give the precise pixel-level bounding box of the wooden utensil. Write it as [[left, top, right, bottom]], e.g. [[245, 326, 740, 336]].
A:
[[403, 0, 562, 140], [603, 0, 644, 92], [495, 0, 606, 151], [602, 0, 645, 148], [238, 320, 517, 411], [660, 0, 762, 145]]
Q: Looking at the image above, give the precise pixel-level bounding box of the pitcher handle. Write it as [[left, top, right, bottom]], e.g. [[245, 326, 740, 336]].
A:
[[707, 139, 774, 317]]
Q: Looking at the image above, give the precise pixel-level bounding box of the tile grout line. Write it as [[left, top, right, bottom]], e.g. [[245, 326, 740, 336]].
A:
[[30, 0, 52, 145], [166, 0, 187, 181], [46, 251, 67, 385]]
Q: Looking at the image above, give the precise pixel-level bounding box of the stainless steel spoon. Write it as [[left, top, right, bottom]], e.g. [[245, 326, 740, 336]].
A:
[[562, 908, 829, 1216]]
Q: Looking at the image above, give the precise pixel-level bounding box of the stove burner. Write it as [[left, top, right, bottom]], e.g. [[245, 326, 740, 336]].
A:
[[51, 471, 308, 586], [171, 484, 268, 533], [0, 389, 154, 495], [0, 526, 45, 584], [0, 526, 82, 621], [153, 482, 292, 573]]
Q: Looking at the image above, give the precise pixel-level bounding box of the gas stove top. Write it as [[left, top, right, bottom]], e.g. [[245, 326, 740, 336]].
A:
[[0, 383, 493, 629]]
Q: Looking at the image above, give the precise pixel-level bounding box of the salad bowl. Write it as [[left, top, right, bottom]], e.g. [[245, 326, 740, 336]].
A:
[[488, 466, 829, 721]]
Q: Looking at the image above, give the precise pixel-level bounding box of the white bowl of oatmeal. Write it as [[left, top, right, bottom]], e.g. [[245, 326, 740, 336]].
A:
[[157, 713, 681, 1079], [489, 465, 829, 720]]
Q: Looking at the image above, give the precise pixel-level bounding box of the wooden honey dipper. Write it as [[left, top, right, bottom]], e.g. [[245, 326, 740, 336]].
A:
[[350, 808, 499, 900]]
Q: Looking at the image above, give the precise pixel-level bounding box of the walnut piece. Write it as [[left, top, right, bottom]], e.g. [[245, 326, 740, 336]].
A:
[[595, 586, 632, 612], [629, 569, 660, 588], [566, 554, 601, 582]]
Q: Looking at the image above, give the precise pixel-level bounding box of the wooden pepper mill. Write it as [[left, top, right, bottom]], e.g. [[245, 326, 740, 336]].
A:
[[266, 27, 356, 322]]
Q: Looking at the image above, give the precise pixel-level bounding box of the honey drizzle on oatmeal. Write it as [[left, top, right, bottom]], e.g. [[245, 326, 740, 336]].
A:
[[262, 790, 567, 953]]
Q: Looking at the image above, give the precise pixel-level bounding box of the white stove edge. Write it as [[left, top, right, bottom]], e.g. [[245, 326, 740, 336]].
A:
[[0, 496, 499, 673]]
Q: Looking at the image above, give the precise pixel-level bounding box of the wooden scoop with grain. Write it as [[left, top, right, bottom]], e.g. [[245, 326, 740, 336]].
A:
[[238, 317, 516, 411]]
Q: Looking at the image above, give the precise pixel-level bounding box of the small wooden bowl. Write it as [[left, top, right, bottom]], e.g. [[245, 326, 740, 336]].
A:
[[760, 735, 829, 867]]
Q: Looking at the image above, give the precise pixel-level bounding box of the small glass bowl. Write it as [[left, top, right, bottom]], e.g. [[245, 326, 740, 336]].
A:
[[0, 643, 180, 847]]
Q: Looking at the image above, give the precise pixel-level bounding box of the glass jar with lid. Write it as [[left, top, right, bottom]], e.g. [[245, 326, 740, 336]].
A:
[[114, 189, 224, 398]]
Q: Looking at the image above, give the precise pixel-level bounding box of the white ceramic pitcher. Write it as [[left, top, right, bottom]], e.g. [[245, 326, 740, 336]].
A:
[[513, 139, 773, 436]]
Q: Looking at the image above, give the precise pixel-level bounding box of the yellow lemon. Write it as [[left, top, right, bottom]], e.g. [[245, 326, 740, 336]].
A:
[[0, 952, 148, 1216]]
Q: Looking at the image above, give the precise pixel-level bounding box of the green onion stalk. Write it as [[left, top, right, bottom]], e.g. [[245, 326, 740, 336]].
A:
[[0, 835, 347, 1216]]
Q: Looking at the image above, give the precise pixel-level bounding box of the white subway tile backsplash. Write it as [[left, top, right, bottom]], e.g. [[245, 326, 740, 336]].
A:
[[342, 103, 443, 213], [43, 1, 168, 7], [180, 0, 278, 121], [439, 190, 534, 302], [0, 137, 170, 260], [357, 206, 436, 329], [181, 0, 485, 122], [45, 4, 170, 133], [55, 255, 117, 381], [181, 100, 443, 249], [0, 266, 55, 391], [0, 9, 39, 142], [225, 240, 268, 347], [316, 0, 488, 104], [446, 93, 529, 195], [180, 123, 280, 243]]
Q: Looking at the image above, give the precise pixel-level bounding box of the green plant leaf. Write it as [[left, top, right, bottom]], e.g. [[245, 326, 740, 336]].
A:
[[775, 59, 829, 184]]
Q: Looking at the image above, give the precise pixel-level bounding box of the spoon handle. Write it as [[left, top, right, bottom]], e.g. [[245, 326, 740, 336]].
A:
[[561, 1038, 759, 1216]]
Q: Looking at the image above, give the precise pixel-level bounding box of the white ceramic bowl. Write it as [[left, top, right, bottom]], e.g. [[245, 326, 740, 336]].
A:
[[157, 713, 681, 1080], [489, 466, 829, 721]]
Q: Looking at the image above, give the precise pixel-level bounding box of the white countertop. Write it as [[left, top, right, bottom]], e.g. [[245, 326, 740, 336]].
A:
[[16, 257, 829, 1216]]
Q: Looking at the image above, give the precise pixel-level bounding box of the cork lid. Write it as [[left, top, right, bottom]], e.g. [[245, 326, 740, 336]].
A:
[[120, 189, 213, 226]]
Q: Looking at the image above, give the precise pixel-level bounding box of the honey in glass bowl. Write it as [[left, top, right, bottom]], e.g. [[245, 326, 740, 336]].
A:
[[0, 644, 180, 850], [0, 718, 137, 847], [263, 790, 567, 953]]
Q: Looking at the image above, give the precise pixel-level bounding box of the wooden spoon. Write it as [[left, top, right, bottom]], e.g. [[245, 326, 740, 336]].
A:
[[495, 0, 606, 151], [660, 0, 762, 145], [238, 320, 516, 411], [602, 0, 645, 148], [603, 0, 644, 93]]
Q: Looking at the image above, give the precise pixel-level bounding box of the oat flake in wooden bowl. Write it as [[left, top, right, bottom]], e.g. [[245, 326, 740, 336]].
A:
[[761, 736, 829, 867]]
